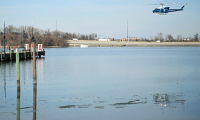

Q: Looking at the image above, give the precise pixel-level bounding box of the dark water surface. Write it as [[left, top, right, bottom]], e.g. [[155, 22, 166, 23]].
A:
[[1, 47, 200, 120]]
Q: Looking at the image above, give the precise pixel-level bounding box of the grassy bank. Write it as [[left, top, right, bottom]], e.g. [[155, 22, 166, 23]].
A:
[[1, 41, 200, 48], [66, 40, 200, 47]]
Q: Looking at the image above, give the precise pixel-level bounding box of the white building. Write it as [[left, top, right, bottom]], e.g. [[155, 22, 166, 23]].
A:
[[99, 39, 110, 41]]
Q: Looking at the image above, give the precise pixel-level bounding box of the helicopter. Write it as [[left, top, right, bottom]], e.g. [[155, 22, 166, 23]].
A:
[[152, 3, 187, 15]]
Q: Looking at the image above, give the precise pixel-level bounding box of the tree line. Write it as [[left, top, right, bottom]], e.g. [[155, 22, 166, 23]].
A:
[[141, 33, 199, 42], [0, 25, 97, 47], [0, 25, 199, 47]]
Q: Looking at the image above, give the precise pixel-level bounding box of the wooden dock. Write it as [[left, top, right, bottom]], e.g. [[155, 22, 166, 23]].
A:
[[0, 50, 45, 61]]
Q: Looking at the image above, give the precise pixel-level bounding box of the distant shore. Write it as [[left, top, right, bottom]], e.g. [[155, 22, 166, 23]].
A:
[[66, 40, 200, 47], [1, 41, 200, 48]]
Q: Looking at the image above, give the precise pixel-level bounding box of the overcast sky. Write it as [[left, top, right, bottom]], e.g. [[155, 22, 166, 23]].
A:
[[0, 0, 199, 39]]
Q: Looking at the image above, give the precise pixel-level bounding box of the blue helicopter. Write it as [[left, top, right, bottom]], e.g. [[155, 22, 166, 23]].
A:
[[152, 3, 187, 15]]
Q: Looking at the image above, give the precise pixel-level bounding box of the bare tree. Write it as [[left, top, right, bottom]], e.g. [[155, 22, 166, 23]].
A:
[[157, 33, 164, 41], [0, 25, 100, 47], [194, 33, 199, 42], [166, 34, 174, 42], [154, 36, 159, 41], [177, 35, 182, 42], [149, 36, 153, 41]]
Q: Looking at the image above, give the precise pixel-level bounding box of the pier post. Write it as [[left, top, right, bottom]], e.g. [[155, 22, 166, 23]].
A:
[[1, 47, 2, 61], [16, 47, 20, 89], [10, 46, 12, 61], [32, 41, 37, 82], [31, 47, 32, 57], [4, 46, 7, 61], [36, 46, 38, 59], [24, 48, 26, 59]]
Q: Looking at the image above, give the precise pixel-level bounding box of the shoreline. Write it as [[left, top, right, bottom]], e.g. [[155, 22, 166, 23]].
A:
[[66, 40, 200, 47], [1, 41, 200, 48]]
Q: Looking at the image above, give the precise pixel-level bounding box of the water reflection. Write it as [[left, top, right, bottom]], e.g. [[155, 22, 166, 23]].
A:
[[1, 48, 200, 120], [3, 63, 6, 107], [16, 86, 20, 120], [33, 84, 37, 120], [15, 84, 37, 120], [38, 58, 44, 80], [23, 60, 26, 85]]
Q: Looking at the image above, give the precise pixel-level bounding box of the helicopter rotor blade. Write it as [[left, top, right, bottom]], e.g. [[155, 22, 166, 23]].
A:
[[165, 2, 181, 5], [147, 4, 160, 5], [148, 2, 181, 6]]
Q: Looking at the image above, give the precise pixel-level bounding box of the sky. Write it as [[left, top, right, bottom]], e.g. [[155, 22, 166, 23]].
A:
[[0, 0, 200, 39]]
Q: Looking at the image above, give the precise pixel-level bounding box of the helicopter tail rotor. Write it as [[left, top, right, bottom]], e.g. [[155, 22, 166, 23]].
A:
[[181, 3, 187, 9]]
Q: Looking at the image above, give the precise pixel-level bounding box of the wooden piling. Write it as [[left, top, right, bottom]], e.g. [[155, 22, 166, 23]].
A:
[[32, 42, 37, 81], [16, 47, 20, 81], [10, 46, 12, 61], [1, 47, 2, 61], [36, 46, 38, 59], [31, 47, 32, 57], [16, 47, 20, 90], [24, 48, 26, 59]]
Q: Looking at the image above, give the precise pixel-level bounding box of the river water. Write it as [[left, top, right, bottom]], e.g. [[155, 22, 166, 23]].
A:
[[0, 47, 200, 120]]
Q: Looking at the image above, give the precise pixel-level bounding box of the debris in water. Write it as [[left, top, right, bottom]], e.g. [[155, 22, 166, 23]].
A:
[[111, 99, 147, 108], [20, 106, 33, 109], [59, 105, 76, 108], [59, 104, 92, 109], [153, 93, 186, 107], [95, 106, 104, 109], [77, 104, 92, 108]]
